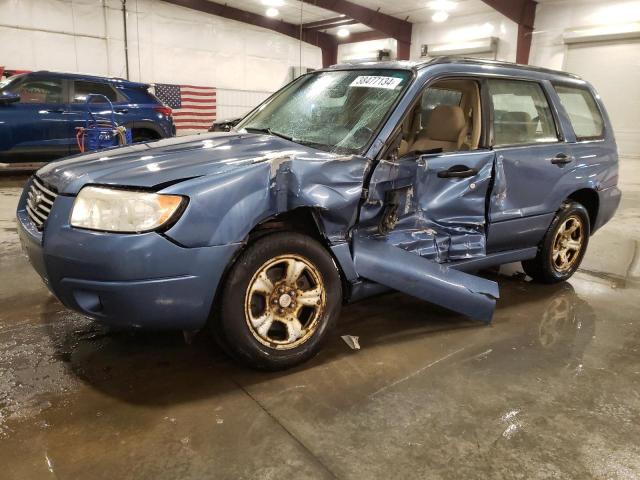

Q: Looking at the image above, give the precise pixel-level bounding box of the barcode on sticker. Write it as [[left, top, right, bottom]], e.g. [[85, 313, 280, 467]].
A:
[[350, 76, 403, 89]]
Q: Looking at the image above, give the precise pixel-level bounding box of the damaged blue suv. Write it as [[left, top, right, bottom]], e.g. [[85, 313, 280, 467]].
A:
[[17, 58, 620, 370]]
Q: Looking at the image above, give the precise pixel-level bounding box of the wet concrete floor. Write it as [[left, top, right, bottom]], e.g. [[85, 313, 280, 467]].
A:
[[0, 164, 639, 479]]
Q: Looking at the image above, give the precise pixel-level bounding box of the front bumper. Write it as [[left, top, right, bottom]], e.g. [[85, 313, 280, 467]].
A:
[[17, 181, 241, 329]]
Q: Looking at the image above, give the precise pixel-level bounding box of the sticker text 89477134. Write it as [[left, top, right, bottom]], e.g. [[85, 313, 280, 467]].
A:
[[350, 76, 403, 90]]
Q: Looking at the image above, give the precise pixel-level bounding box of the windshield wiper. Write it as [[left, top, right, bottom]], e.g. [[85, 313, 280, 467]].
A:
[[243, 127, 294, 142]]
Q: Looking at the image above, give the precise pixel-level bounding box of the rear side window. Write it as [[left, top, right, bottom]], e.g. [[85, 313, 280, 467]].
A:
[[488, 79, 558, 146], [553, 85, 604, 140], [73, 81, 118, 103]]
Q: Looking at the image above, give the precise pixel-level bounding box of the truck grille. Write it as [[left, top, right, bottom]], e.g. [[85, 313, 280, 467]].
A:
[[26, 177, 58, 230]]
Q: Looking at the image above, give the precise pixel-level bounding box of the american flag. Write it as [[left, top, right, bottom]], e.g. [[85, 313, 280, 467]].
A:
[[155, 83, 216, 134]]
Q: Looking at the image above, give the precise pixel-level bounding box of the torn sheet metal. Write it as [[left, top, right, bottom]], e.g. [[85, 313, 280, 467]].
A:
[[341, 335, 361, 350], [352, 236, 499, 323], [359, 151, 496, 261]]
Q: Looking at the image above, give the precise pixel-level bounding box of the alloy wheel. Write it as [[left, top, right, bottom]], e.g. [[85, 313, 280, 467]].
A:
[[551, 215, 585, 272], [244, 254, 326, 350]]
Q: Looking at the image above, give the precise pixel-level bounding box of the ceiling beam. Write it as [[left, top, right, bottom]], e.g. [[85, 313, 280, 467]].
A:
[[162, 0, 338, 66], [336, 30, 388, 45], [302, 17, 358, 30], [481, 0, 537, 64], [300, 0, 412, 44]]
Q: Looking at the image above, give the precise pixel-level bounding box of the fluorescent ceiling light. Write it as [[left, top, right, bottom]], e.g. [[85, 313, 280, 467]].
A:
[[432, 10, 449, 22], [337, 28, 350, 38], [265, 7, 279, 17], [262, 0, 284, 6], [427, 0, 456, 11]]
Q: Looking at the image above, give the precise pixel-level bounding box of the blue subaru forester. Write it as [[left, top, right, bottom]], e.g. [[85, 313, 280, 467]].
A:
[[17, 58, 621, 370], [0, 71, 175, 164]]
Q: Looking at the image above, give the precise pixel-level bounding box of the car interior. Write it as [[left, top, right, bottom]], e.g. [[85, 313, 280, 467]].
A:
[[398, 78, 482, 157]]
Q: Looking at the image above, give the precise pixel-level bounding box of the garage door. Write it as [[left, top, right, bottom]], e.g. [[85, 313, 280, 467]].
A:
[[564, 40, 640, 159]]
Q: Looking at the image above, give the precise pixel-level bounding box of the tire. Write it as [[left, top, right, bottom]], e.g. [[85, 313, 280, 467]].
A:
[[522, 201, 590, 284], [213, 232, 342, 370], [132, 130, 158, 143]]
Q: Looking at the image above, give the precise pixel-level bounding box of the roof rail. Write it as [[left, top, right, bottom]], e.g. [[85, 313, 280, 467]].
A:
[[420, 56, 581, 79]]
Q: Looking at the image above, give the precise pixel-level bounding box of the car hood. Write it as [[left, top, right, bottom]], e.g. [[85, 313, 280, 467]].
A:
[[37, 132, 340, 195]]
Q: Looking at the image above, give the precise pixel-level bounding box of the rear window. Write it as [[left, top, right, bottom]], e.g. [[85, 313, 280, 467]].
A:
[[553, 85, 604, 140]]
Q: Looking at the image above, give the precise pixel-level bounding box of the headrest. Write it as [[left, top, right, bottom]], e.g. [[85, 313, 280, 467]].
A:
[[502, 111, 532, 125], [500, 111, 535, 142], [425, 105, 466, 142]]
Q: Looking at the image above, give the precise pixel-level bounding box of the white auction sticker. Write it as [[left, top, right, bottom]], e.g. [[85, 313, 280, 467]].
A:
[[350, 76, 403, 89]]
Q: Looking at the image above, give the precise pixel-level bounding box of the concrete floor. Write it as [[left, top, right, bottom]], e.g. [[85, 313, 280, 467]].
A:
[[0, 162, 639, 480]]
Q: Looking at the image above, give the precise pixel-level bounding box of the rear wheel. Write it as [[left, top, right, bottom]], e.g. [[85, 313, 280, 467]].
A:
[[132, 129, 159, 143], [522, 201, 590, 284], [213, 232, 342, 370]]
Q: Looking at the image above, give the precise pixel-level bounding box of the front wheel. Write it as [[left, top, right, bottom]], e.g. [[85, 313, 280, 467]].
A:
[[214, 232, 342, 370], [522, 201, 590, 284]]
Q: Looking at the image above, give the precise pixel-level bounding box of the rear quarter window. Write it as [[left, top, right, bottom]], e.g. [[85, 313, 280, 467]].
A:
[[553, 85, 604, 140], [73, 81, 119, 103]]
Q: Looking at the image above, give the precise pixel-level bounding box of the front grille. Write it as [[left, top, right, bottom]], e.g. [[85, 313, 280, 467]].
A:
[[26, 177, 58, 230]]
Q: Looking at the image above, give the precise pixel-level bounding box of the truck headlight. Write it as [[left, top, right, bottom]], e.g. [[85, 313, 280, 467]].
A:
[[70, 186, 186, 233]]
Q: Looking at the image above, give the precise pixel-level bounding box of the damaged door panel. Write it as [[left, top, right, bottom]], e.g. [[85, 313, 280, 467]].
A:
[[358, 150, 496, 262], [352, 236, 499, 322]]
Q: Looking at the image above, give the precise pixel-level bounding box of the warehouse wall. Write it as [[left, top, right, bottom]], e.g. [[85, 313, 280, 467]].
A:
[[530, 0, 640, 69], [410, 10, 518, 62], [0, 0, 321, 117], [337, 38, 398, 63], [531, 0, 640, 160]]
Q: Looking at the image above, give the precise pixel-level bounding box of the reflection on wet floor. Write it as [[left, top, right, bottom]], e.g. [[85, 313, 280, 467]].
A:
[[0, 170, 639, 479]]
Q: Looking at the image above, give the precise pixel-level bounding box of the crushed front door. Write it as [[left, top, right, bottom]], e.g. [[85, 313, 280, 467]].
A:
[[353, 150, 499, 322]]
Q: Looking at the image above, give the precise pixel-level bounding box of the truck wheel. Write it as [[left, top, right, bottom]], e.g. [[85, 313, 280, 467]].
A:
[[214, 232, 342, 370], [522, 201, 590, 284]]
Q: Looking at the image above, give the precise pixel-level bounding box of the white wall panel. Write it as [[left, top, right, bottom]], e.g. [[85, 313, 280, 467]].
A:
[[31, 31, 79, 72], [531, 0, 640, 162], [70, 0, 108, 38], [0, 0, 321, 94], [338, 38, 398, 63], [0, 25, 37, 68], [75, 36, 111, 76], [216, 88, 271, 121], [410, 10, 518, 62], [530, 0, 640, 70]]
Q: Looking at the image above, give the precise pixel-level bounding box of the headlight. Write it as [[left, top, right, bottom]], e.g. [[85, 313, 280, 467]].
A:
[[70, 186, 186, 233]]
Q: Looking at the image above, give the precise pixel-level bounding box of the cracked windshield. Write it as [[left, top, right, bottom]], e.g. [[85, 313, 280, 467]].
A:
[[237, 69, 412, 154]]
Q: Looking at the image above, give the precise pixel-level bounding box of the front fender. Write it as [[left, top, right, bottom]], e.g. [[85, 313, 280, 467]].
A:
[[161, 155, 370, 248]]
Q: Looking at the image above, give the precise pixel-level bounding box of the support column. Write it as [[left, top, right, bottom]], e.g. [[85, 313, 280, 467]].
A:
[[516, 24, 533, 64], [322, 45, 338, 68], [397, 40, 411, 61]]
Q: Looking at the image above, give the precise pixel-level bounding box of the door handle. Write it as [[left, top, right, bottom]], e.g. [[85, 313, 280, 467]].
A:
[[437, 165, 478, 178], [43, 108, 65, 114], [550, 153, 573, 165], [115, 108, 129, 114]]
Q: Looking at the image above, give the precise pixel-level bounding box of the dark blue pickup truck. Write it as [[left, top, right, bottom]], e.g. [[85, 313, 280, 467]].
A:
[[0, 71, 175, 164]]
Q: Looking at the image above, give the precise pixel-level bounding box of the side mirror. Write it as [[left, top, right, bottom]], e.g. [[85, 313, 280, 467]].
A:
[[209, 118, 241, 132], [0, 91, 20, 105]]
